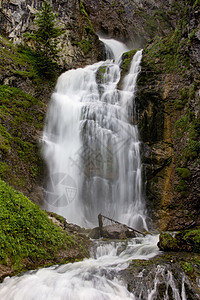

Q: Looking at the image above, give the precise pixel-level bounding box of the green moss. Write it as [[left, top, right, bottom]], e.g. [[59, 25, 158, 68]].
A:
[[80, 1, 95, 35], [0, 124, 11, 154], [176, 229, 200, 253], [183, 140, 200, 162], [174, 116, 189, 137], [0, 162, 11, 178], [193, 0, 200, 7], [143, 15, 191, 75], [159, 229, 200, 253], [96, 65, 108, 83], [0, 179, 79, 270], [111, 0, 116, 7], [175, 179, 187, 193], [176, 168, 191, 179], [78, 39, 92, 55], [0, 35, 55, 85], [182, 261, 194, 273], [189, 117, 200, 140], [0, 85, 45, 188], [158, 233, 180, 251], [121, 49, 139, 72]]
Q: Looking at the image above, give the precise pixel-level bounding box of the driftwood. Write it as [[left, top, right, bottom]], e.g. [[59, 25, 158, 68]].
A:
[[98, 214, 146, 237]]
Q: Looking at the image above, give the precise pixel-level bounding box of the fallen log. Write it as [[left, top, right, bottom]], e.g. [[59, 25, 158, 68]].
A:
[[98, 214, 146, 237]]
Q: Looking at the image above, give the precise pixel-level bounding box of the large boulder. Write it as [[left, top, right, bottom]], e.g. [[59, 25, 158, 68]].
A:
[[89, 224, 136, 239], [102, 224, 136, 239]]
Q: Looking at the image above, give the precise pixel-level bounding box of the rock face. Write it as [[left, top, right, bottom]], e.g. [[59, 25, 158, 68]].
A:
[[135, 1, 200, 230], [82, 0, 176, 46], [0, 0, 103, 69]]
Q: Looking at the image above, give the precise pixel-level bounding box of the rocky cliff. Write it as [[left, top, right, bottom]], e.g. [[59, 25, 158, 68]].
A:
[[136, 0, 200, 230], [0, 0, 103, 69], [82, 0, 177, 46]]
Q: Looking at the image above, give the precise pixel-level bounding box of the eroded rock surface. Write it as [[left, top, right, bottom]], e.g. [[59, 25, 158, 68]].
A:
[[0, 0, 103, 69]]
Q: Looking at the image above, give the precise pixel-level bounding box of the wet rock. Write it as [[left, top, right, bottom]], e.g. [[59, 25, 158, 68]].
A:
[[121, 253, 200, 299], [82, 0, 176, 46], [102, 224, 136, 239], [89, 224, 137, 240]]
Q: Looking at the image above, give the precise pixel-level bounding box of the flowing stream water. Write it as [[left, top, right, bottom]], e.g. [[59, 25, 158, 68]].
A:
[[0, 39, 189, 299]]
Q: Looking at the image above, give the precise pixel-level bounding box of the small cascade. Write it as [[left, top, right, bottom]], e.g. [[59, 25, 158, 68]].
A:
[[42, 39, 147, 230], [0, 235, 160, 300]]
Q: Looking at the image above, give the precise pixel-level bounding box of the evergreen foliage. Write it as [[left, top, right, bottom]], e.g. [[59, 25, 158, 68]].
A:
[[24, 0, 64, 78]]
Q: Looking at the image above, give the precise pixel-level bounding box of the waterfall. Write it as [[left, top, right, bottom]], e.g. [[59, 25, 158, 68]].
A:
[[42, 39, 147, 230], [0, 39, 191, 300]]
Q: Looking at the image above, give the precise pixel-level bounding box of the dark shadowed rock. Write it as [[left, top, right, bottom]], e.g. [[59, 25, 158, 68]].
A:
[[88, 227, 100, 239]]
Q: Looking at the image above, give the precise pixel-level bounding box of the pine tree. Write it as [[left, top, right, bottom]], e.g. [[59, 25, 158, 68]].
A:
[[34, 0, 63, 61], [24, 0, 64, 78]]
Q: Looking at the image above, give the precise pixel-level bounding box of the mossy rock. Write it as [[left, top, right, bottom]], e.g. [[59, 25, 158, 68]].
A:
[[158, 233, 180, 251], [158, 229, 200, 253], [121, 49, 140, 73], [176, 229, 200, 253]]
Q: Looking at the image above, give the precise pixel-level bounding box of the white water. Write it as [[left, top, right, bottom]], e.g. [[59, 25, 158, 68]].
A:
[[42, 39, 147, 230], [0, 236, 160, 300]]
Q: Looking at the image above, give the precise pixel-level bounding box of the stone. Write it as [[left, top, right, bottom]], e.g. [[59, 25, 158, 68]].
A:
[[88, 227, 100, 239], [102, 224, 136, 239], [157, 233, 180, 251]]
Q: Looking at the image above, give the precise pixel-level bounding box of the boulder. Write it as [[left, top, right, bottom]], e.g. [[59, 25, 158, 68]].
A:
[[102, 224, 136, 239], [157, 233, 180, 251], [88, 227, 100, 239]]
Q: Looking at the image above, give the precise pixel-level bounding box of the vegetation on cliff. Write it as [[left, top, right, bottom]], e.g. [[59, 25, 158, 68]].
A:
[[133, 0, 200, 230], [0, 35, 52, 201], [23, 0, 64, 79], [158, 230, 200, 253], [0, 178, 89, 280]]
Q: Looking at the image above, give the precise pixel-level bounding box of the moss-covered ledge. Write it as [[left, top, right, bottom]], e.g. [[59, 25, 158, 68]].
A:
[[0, 179, 90, 282], [158, 229, 200, 253]]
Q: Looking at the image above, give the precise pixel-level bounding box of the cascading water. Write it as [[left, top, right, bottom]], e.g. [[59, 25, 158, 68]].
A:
[[0, 39, 191, 300], [0, 236, 160, 300], [42, 38, 147, 230]]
